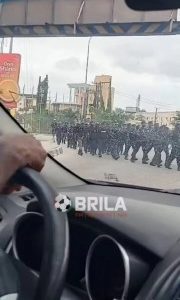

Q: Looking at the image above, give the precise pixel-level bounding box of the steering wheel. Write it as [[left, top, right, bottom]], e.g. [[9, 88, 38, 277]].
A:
[[0, 168, 69, 300]]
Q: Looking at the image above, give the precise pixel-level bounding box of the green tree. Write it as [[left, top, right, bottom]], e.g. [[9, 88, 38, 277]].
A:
[[36, 75, 49, 112], [94, 108, 131, 126], [41, 75, 48, 110], [59, 108, 80, 124]]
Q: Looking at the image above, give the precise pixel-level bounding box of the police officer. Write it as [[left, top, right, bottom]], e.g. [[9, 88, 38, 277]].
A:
[[131, 125, 141, 162], [97, 125, 107, 158], [142, 121, 154, 164], [123, 123, 132, 160], [165, 123, 180, 171], [51, 119, 57, 142], [118, 126, 126, 156], [111, 125, 120, 160], [56, 123, 62, 145], [150, 125, 165, 167], [67, 125, 73, 148], [89, 123, 98, 155]]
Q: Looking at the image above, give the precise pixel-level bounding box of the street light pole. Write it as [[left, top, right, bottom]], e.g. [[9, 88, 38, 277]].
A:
[[84, 37, 92, 118], [154, 107, 158, 124], [9, 37, 13, 53], [0, 38, 4, 53], [85, 37, 92, 84]]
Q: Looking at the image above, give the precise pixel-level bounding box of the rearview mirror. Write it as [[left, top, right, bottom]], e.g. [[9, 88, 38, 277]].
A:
[[125, 0, 180, 10]]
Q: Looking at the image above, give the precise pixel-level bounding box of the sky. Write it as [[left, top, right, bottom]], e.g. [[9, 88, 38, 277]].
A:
[[2, 34, 180, 112]]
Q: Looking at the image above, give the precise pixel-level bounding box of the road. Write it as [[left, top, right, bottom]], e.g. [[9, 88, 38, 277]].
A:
[[35, 134, 180, 190]]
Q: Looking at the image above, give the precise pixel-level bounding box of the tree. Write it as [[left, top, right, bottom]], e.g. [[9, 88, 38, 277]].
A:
[[41, 75, 48, 110], [36, 75, 49, 112], [36, 76, 42, 112], [59, 109, 80, 124], [94, 108, 131, 126]]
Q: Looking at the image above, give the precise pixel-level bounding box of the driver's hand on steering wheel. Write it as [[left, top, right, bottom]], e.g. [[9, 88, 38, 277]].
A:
[[0, 134, 47, 193]]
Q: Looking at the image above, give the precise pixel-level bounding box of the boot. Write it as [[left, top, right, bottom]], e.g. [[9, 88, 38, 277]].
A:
[[131, 156, 136, 162], [78, 149, 83, 156], [165, 162, 172, 169]]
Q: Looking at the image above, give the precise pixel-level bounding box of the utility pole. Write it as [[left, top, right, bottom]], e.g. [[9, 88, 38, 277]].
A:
[[83, 37, 92, 119], [99, 82, 104, 110], [154, 107, 158, 124], [106, 79, 112, 112], [85, 37, 92, 84], [9, 37, 13, 53], [55, 92, 57, 102], [0, 38, 4, 53], [136, 94, 141, 112]]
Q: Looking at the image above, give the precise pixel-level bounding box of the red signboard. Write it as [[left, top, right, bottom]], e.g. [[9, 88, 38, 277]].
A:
[[0, 53, 21, 109]]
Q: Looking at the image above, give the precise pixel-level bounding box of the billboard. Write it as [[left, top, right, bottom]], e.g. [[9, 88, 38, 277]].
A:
[[0, 54, 21, 109]]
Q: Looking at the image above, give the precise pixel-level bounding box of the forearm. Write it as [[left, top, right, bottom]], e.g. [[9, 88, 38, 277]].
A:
[[0, 161, 19, 193]]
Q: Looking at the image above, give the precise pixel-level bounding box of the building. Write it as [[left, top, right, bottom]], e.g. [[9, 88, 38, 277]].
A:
[[49, 102, 81, 114], [68, 83, 91, 105], [94, 75, 114, 111], [126, 107, 138, 113], [17, 94, 37, 112], [136, 111, 177, 128], [68, 75, 115, 117]]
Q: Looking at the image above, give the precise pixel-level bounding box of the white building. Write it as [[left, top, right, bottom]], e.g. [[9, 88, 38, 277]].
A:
[[17, 94, 37, 112], [137, 111, 177, 128], [49, 102, 82, 113]]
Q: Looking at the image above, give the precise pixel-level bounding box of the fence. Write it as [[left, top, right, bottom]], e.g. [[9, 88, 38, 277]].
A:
[[16, 113, 55, 134]]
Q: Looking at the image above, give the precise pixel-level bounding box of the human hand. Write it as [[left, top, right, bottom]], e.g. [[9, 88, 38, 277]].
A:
[[0, 134, 47, 193]]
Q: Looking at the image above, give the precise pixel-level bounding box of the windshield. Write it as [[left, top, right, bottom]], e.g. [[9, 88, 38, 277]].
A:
[[1, 36, 180, 190]]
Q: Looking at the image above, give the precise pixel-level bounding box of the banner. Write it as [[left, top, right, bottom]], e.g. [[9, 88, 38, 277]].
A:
[[0, 53, 21, 109]]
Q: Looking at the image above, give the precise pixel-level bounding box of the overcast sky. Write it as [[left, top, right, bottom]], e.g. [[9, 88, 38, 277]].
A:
[[3, 35, 180, 112]]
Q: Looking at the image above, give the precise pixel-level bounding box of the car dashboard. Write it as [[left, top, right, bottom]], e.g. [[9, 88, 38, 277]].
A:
[[0, 184, 180, 300]]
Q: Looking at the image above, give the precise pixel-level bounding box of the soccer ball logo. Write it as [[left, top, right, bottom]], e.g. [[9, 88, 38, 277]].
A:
[[55, 194, 71, 212]]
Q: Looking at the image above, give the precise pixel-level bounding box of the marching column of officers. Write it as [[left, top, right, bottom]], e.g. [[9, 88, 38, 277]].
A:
[[51, 120, 180, 171]]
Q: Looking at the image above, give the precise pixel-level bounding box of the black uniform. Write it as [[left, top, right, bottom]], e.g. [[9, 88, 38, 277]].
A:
[[123, 124, 132, 160], [97, 126, 107, 157], [130, 126, 141, 162], [165, 125, 180, 171], [142, 124, 154, 164], [51, 121, 57, 142]]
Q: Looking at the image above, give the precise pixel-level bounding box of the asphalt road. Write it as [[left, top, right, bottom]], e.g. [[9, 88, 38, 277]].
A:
[[35, 134, 180, 190]]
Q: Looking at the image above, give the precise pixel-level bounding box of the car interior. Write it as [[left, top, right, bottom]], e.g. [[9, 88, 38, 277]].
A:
[[0, 0, 180, 300]]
